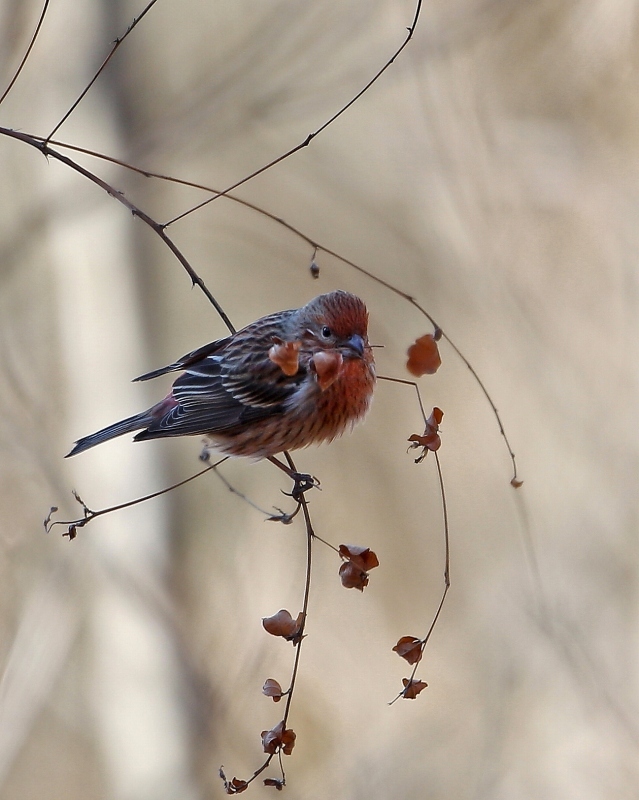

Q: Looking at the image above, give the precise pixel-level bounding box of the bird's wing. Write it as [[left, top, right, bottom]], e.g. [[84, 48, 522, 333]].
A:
[[133, 336, 233, 382], [140, 350, 308, 438]]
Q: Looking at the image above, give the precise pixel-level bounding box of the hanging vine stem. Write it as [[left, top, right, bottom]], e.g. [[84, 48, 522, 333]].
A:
[[280, 452, 314, 723], [390, 449, 450, 704], [219, 450, 315, 793]]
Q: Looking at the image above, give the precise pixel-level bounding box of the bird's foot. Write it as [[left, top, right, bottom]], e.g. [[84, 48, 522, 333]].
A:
[[285, 472, 321, 502], [266, 456, 320, 502]]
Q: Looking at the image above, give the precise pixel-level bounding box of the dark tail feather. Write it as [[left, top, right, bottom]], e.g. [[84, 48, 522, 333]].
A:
[[66, 411, 151, 457]]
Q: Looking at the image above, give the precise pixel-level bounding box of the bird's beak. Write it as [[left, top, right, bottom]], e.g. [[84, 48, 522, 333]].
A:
[[342, 333, 365, 357]]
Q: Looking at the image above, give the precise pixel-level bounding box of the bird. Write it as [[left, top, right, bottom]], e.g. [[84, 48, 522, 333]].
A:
[[66, 291, 376, 460]]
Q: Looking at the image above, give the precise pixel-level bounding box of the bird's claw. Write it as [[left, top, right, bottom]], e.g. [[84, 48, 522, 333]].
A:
[[283, 472, 321, 502]]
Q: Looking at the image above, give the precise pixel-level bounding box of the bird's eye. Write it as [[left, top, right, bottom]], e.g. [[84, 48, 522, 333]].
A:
[[321, 325, 332, 339]]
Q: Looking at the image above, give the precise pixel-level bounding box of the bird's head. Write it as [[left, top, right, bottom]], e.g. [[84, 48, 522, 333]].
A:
[[296, 291, 371, 359]]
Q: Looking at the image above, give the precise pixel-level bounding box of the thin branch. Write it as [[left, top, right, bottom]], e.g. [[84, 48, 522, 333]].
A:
[[310, 533, 340, 555], [44, 0, 161, 142], [378, 374, 428, 424], [280, 452, 313, 725], [220, 756, 276, 794], [22, 134, 325, 247], [0, 0, 51, 107], [45, 461, 224, 538], [0, 127, 236, 333], [164, 0, 424, 226], [220, 451, 314, 793], [390, 450, 450, 704], [210, 460, 300, 523]]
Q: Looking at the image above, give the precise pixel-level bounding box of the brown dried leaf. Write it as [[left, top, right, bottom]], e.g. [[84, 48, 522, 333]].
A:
[[402, 678, 428, 699], [262, 610, 305, 644], [408, 407, 444, 463], [262, 678, 284, 702], [261, 721, 284, 755], [261, 721, 296, 755], [269, 339, 301, 376], [311, 349, 344, 390], [64, 525, 78, 541], [219, 768, 248, 794], [264, 777, 285, 790], [338, 544, 380, 572], [339, 561, 370, 591], [338, 545, 379, 591], [280, 727, 296, 755], [511, 478, 524, 488], [392, 636, 424, 665], [403, 679, 428, 699], [406, 333, 442, 377]]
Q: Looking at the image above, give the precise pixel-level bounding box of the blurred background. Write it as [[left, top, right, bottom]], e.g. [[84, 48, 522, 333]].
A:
[[0, 0, 637, 798]]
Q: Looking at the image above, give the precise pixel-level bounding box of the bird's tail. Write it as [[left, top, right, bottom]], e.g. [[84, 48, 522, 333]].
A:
[[65, 411, 152, 457]]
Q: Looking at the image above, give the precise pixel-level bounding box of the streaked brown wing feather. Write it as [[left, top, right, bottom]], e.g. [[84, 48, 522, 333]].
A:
[[136, 308, 310, 438], [133, 337, 232, 382], [144, 351, 307, 438]]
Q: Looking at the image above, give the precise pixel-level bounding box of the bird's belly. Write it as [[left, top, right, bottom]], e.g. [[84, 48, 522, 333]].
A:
[[207, 362, 375, 458]]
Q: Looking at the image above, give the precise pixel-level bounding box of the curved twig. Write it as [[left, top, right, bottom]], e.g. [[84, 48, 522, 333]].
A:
[[390, 449, 450, 704], [165, 0, 424, 226], [0, 0, 51, 107], [0, 127, 236, 334], [44, 0, 161, 142], [45, 461, 224, 538]]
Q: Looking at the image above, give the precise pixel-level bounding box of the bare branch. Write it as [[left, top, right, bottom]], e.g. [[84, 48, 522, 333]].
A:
[[45, 462, 223, 539], [378, 375, 429, 424], [44, 0, 162, 142], [165, 0, 424, 226], [0, 0, 51, 107], [0, 127, 236, 333]]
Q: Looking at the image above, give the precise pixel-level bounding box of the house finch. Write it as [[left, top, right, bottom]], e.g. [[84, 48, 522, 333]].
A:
[[66, 291, 376, 459]]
